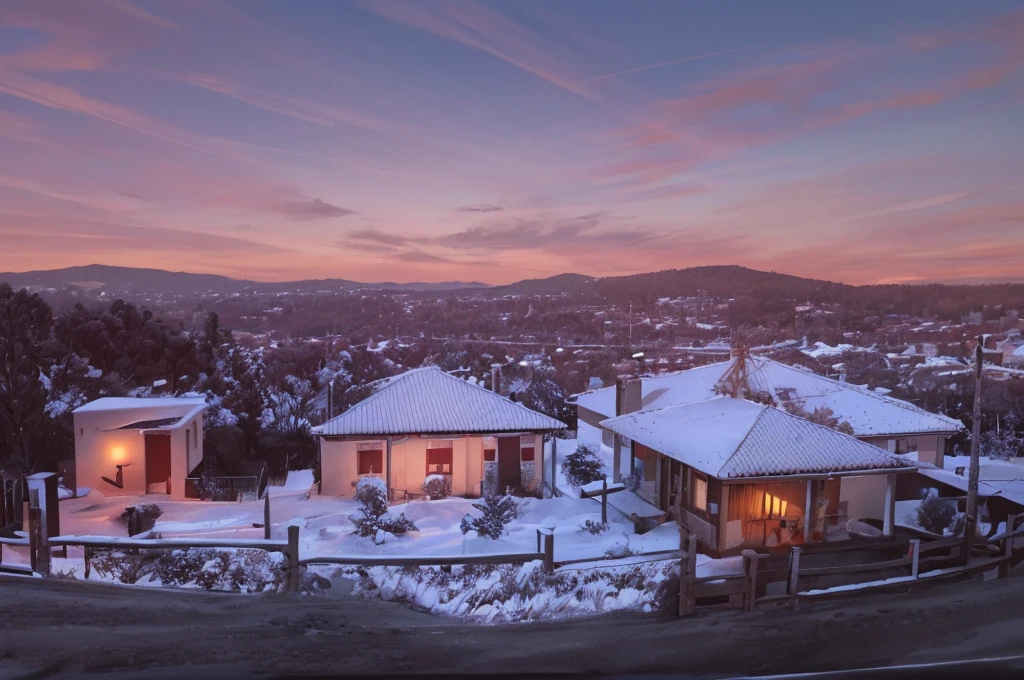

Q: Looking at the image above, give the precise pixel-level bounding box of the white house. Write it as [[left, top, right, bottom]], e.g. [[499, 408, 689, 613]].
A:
[[601, 397, 917, 555], [72, 397, 207, 500], [314, 366, 566, 500], [576, 355, 964, 467]]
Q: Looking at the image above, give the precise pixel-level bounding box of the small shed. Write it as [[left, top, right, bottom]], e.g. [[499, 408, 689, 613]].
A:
[[72, 397, 208, 500]]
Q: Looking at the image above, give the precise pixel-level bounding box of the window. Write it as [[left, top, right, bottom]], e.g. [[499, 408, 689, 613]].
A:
[[521, 446, 535, 462], [763, 492, 789, 519], [427, 447, 453, 475], [895, 438, 919, 454], [692, 474, 708, 513], [484, 448, 496, 462], [483, 436, 496, 462], [358, 449, 383, 475]]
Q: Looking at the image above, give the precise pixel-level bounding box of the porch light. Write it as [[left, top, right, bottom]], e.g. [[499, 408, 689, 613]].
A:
[[632, 352, 644, 359], [110, 446, 127, 463]]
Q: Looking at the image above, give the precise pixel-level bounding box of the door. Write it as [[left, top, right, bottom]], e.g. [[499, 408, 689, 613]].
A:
[[145, 434, 172, 494], [497, 436, 522, 492]]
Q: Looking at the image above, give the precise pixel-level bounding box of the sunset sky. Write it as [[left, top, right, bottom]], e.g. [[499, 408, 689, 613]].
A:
[[1, 0, 1023, 285]]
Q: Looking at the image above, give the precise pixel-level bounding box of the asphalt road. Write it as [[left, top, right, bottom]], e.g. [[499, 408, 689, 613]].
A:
[[2, 570, 1024, 679]]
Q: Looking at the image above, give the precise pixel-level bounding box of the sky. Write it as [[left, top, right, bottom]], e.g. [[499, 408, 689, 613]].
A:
[[1, 0, 1023, 285]]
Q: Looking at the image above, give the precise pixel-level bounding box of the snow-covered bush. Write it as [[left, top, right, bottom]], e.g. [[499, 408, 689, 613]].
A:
[[347, 559, 676, 622], [152, 548, 284, 592], [622, 468, 642, 493], [916, 495, 958, 534], [460, 493, 522, 539], [119, 503, 163, 535], [89, 549, 156, 584], [422, 474, 452, 500], [579, 519, 609, 535], [351, 477, 417, 538], [561, 444, 604, 488]]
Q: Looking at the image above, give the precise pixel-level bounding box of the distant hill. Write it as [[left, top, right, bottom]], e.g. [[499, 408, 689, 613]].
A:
[[4, 264, 1024, 318], [0, 265, 489, 297]]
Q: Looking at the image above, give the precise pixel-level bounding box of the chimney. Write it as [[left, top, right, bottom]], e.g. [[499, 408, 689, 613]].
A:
[[612, 375, 642, 484], [615, 375, 642, 416], [490, 364, 502, 393]]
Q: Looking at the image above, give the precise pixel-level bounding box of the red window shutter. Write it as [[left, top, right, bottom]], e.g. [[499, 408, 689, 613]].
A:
[[484, 448, 496, 462], [358, 449, 383, 475], [520, 447, 535, 462]]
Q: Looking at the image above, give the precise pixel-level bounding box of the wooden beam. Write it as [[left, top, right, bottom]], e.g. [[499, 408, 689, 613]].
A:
[[386, 437, 393, 502]]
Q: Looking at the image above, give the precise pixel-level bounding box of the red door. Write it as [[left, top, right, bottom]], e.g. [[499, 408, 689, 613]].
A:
[[145, 434, 172, 494], [497, 436, 522, 492]]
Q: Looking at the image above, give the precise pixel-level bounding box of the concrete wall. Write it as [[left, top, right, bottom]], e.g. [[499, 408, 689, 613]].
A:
[[72, 410, 203, 500], [319, 434, 542, 498], [839, 474, 889, 521]]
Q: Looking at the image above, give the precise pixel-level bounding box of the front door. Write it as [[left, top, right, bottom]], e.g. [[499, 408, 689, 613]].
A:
[[497, 436, 522, 492], [145, 434, 172, 494]]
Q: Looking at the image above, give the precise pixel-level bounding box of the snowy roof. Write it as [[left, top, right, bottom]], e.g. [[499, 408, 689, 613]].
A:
[[314, 366, 566, 436], [600, 398, 915, 479], [73, 397, 208, 413], [73, 397, 208, 431], [1014, 346, 1024, 357], [576, 356, 963, 437]]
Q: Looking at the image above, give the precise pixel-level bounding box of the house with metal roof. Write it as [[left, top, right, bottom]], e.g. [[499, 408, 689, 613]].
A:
[[601, 397, 917, 555], [72, 397, 208, 500], [313, 366, 566, 500], [576, 354, 964, 469]]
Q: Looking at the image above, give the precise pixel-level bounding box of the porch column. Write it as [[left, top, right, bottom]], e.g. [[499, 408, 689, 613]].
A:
[[612, 434, 622, 484], [385, 437, 393, 502], [717, 485, 730, 552], [882, 473, 896, 538], [804, 480, 813, 543]]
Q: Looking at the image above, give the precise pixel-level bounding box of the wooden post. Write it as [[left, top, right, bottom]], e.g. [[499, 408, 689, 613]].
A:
[[542, 531, 555, 573], [287, 525, 300, 593], [741, 549, 759, 612], [536, 528, 541, 553], [999, 513, 1016, 578], [965, 336, 984, 564], [678, 532, 698, 616], [601, 478, 608, 525], [263, 494, 271, 540], [385, 437, 393, 503], [909, 538, 921, 578], [804, 480, 813, 543], [787, 546, 801, 609], [27, 489, 51, 577]]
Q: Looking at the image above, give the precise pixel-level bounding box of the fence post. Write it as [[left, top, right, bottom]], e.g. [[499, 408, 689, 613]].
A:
[[678, 532, 697, 616], [741, 549, 759, 612], [909, 538, 921, 578], [542, 530, 555, 573], [287, 525, 300, 593], [787, 546, 801, 609], [264, 494, 271, 540], [601, 478, 608, 525], [999, 513, 1016, 578], [27, 488, 51, 577]]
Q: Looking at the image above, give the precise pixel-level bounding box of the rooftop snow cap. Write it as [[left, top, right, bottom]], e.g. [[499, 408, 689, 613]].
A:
[[314, 366, 566, 436], [73, 396, 208, 431], [600, 397, 916, 479], [577, 355, 963, 437]]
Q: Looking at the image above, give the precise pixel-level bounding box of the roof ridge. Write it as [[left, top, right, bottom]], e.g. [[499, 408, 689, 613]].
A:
[[716, 401, 771, 476]]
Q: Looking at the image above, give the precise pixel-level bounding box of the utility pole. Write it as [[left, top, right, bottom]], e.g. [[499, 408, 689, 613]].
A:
[[965, 335, 983, 564]]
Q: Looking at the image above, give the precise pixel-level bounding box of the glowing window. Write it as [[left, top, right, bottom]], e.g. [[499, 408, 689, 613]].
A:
[[763, 493, 789, 518], [692, 475, 708, 512]]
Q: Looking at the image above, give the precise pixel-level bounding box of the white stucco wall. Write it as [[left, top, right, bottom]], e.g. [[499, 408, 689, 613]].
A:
[[72, 410, 203, 500], [839, 474, 889, 521], [318, 434, 540, 498]]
